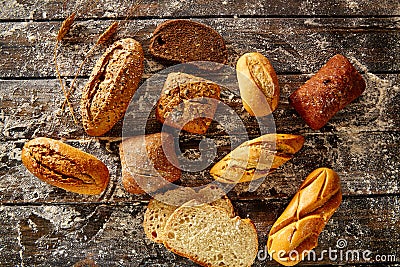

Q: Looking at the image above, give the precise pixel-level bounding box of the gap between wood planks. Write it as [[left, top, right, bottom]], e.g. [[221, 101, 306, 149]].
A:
[[1, 193, 400, 207], [1, 14, 400, 24]]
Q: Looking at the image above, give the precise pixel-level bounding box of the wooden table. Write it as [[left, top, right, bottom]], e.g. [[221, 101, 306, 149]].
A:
[[0, 0, 399, 266]]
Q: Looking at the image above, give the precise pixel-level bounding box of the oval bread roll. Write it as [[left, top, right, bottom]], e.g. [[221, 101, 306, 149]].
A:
[[237, 52, 280, 116], [21, 137, 110, 195], [81, 38, 144, 136]]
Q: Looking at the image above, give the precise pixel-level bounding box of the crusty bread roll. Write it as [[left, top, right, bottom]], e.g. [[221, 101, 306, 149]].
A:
[[156, 72, 221, 134], [267, 168, 342, 266], [119, 132, 181, 194], [81, 38, 144, 136], [163, 200, 258, 267], [237, 52, 280, 116], [289, 54, 366, 130], [210, 134, 305, 183], [21, 137, 109, 195]]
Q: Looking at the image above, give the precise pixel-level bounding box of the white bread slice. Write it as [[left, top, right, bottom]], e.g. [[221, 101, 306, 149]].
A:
[[143, 186, 234, 243], [163, 201, 258, 267]]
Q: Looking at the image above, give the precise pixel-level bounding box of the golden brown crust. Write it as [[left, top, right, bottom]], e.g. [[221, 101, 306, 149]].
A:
[[210, 134, 305, 183], [237, 52, 280, 116], [267, 168, 342, 266], [289, 54, 366, 130], [155, 72, 221, 134], [81, 38, 144, 136], [119, 132, 181, 194], [21, 137, 109, 195]]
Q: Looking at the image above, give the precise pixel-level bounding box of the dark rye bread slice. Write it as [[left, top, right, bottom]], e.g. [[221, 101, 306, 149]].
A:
[[149, 20, 228, 64]]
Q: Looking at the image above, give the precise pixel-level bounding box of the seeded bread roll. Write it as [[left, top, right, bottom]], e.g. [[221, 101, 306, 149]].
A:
[[156, 72, 221, 134], [267, 168, 342, 266], [81, 38, 144, 136], [163, 200, 258, 267], [149, 20, 228, 64], [289, 54, 366, 130], [119, 132, 181, 194], [21, 137, 109, 195]]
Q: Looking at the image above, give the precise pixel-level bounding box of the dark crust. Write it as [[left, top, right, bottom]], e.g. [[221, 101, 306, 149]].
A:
[[289, 54, 366, 130], [149, 20, 228, 64]]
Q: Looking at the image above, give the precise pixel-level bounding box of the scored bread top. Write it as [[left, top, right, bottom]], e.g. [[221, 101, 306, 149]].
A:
[[163, 201, 258, 267], [267, 168, 342, 266], [149, 19, 228, 64], [21, 137, 109, 195]]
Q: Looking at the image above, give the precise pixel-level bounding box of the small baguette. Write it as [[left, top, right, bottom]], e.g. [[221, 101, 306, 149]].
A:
[[163, 201, 258, 267], [267, 168, 342, 266], [210, 134, 305, 183]]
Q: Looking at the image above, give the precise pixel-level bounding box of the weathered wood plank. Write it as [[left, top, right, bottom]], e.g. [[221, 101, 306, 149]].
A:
[[0, 0, 399, 21], [0, 196, 398, 266], [0, 130, 398, 203], [0, 18, 399, 78], [1, 73, 398, 142]]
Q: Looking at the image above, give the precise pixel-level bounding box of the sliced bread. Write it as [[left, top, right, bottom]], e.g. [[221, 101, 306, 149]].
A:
[[143, 186, 234, 243], [163, 201, 258, 267], [149, 19, 228, 64]]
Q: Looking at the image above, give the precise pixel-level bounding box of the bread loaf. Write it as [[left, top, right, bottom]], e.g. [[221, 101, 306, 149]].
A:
[[267, 168, 342, 266], [81, 38, 144, 136], [119, 132, 181, 194], [21, 137, 109, 195], [149, 20, 228, 64], [143, 186, 235, 243], [289, 54, 366, 130], [156, 72, 221, 134], [163, 201, 258, 267], [210, 134, 305, 183], [237, 52, 280, 116]]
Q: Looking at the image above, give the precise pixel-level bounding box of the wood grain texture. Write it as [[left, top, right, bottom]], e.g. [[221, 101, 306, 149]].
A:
[[0, 0, 399, 20], [0, 18, 399, 78], [0, 130, 398, 203], [1, 74, 398, 141], [0, 196, 398, 266], [0, 1, 399, 266]]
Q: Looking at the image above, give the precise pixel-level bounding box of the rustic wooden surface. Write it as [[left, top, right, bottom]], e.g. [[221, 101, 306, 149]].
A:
[[0, 0, 399, 266]]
